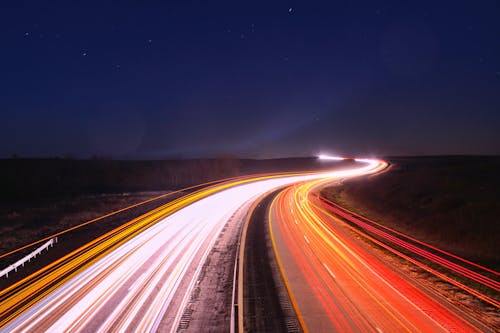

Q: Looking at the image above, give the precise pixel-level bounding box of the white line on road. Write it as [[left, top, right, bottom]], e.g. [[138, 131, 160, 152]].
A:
[[323, 263, 336, 279]]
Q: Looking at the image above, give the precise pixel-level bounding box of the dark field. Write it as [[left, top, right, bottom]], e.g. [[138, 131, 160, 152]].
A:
[[0, 157, 343, 258], [321, 156, 500, 266], [0, 158, 241, 201], [0, 191, 170, 258], [1, 157, 339, 202], [3, 155, 498, 272]]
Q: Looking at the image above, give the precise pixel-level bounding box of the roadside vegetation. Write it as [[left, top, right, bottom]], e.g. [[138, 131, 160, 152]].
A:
[[321, 156, 500, 266], [0, 156, 338, 258], [0, 192, 169, 258]]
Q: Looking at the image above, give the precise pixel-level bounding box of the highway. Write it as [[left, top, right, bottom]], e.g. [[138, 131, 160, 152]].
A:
[[0, 158, 385, 332], [269, 177, 497, 332]]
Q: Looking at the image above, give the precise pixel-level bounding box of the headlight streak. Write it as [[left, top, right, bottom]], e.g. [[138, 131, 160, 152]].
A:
[[269, 177, 494, 332], [0, 158, 385, 332]]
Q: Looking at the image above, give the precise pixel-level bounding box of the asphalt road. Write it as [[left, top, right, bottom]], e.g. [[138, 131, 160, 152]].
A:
[[0, 158, 385, 332], [268, 177, 497, 332]]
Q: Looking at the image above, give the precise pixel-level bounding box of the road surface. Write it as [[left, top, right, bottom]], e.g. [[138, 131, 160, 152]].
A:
[[0, 158, 385, 332], [269, 177, 497, 332]]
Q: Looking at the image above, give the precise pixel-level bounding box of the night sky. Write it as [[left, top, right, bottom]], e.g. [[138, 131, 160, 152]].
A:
[[2, 1, 500, 159]]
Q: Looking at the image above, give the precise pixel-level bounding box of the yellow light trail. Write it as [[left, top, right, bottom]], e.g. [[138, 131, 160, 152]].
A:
[[0, 158, 386, 332], [268, 175, 495, 332]]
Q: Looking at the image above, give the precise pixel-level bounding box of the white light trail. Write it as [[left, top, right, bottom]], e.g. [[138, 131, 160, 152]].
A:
[[317, 154, 345, 161], [2, 158, 385, 333]]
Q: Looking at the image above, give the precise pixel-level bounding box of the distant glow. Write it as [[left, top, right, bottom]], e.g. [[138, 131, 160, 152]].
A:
[[317, 154, 345, 161]]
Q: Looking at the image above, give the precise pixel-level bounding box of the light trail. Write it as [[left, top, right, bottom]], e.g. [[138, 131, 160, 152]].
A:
[[0, 158, 385, 332], [269, 177, 496, 332], [316, 196, 500, 306]]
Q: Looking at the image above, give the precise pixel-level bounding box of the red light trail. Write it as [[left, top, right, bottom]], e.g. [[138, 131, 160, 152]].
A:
[[269, 177, 497, 332]]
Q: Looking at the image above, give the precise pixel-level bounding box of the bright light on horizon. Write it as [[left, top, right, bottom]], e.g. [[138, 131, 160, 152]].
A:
[[318, 155, 388, 176], [317, 154, 345, 161]]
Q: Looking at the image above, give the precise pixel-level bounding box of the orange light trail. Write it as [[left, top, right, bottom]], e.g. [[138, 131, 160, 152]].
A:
[[315, 196, 500, 308], [0, 159, 385, 332], [269, 177, 495, 332]]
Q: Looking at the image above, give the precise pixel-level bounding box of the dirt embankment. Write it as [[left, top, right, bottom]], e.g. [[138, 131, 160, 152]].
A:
[[321, 156, 500, 266]]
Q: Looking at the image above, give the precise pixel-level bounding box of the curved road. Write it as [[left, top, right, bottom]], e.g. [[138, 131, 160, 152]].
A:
[[0, 158, 384, 332], [269, 177, 497, 332]]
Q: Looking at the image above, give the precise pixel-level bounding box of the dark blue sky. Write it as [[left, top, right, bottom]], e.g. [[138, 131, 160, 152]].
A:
[[1, 1, 499, 158]]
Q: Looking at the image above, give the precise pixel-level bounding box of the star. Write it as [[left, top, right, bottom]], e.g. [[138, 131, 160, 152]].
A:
[[148, 39, 152, 43]]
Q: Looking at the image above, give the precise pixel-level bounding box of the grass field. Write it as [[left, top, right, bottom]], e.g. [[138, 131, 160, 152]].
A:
[[321, 156, 500, 266]]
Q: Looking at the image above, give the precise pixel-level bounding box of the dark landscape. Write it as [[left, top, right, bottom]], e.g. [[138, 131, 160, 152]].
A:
[[1, 156, 343, 201], [2, 1, 499, 331], [3, 155, 498, 268], [0, 157, 343, 264], [322, 155, 500, 265]]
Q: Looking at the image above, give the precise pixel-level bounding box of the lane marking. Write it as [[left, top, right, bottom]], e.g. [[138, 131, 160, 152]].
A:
[[268, 200, 309, 333], [323, 263, 336, 279], [303, 235, 310, 244]]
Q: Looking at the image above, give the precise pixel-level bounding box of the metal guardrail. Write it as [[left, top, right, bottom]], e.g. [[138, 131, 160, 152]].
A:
[[231, 199, 258, 333], [0, 237, 57, 278], [230, 223, 242, 333]]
